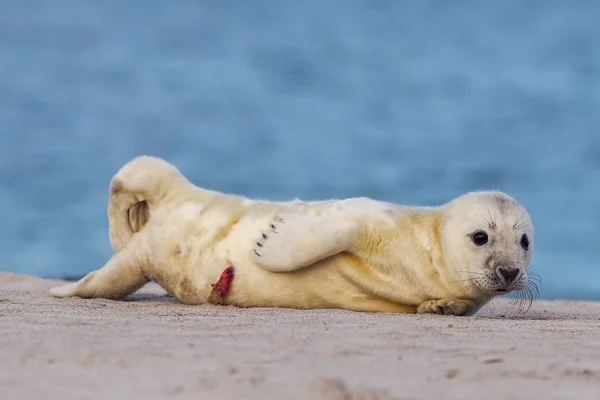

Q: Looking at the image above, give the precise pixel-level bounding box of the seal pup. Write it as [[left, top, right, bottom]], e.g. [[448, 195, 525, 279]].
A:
[[50, 156, 537, 316]]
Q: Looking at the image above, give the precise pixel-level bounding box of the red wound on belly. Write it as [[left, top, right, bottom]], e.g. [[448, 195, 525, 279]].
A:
[[207, 266, 235, 305]]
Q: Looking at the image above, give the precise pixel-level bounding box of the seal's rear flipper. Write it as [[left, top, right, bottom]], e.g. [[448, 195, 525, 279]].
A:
[[50, 280, 83, 298], [50, 244, 148, 300], [249, 213, 357, 272], [108, 155, 188, 253]]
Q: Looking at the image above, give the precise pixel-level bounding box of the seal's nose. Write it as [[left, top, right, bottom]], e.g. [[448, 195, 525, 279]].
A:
[[496, 266, 521, 285]]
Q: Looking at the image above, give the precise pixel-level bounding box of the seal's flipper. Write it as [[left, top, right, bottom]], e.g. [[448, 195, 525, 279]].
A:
[[50, 244, 148, 300], [108, 155, 188, 253], [249, 213, 356, 272], [416, 299, 479, 316]]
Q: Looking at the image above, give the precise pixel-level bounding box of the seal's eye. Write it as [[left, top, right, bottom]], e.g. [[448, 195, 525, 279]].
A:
[[470, 231, 489, 247], [520, 233, 529, 250]]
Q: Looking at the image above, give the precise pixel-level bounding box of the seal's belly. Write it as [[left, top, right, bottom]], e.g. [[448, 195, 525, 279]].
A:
[[144, 224, 407, 311], [217, 254, 418, 313], [141, 201, 416, 312]]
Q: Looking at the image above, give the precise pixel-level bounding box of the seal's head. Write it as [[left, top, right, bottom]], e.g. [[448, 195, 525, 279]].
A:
[[440, 191, 535, 299]]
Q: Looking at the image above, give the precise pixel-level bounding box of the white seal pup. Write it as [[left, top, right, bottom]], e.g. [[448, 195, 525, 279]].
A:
[[50, 156, 537, 316]]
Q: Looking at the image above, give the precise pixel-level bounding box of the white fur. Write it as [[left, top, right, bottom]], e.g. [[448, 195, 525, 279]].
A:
[[251, 212, 355, 272], [49, 156, 536, 316]]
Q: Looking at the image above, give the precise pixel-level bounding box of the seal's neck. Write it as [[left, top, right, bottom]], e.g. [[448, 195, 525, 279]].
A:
[[349, 207, 454, 302]]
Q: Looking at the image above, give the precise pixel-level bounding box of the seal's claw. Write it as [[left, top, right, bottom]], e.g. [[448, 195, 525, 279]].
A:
[[249, 212, 356, 273], [249, 214, 312, 272]]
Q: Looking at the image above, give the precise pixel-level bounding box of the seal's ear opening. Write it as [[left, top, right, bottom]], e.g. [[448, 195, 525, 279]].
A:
[[128, 200, 150, 233]]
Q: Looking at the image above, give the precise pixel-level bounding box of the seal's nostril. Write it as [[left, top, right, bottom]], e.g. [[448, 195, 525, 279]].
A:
[[496, 266, 520, 284]]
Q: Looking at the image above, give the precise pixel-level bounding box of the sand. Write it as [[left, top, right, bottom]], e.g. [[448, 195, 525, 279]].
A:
[[1, 273, 599, 400]]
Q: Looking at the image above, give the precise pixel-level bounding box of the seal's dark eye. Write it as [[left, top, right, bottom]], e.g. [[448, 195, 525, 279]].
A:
[[520, 234, 530, 250], [470, 231, 489, 247]]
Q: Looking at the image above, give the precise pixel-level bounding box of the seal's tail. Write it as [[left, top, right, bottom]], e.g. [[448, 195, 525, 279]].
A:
[[107, 155, 188, 252]]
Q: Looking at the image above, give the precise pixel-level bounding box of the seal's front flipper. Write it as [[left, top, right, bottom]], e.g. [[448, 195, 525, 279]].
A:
[[416, 299, 479, 316], [249, 213, 356, 272]]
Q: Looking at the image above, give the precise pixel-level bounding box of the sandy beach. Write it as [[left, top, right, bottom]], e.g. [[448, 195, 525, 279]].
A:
[[1, 273, 599, 400]]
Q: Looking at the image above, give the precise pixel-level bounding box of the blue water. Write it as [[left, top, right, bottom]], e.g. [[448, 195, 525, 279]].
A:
[[1, 1, 599, 300]]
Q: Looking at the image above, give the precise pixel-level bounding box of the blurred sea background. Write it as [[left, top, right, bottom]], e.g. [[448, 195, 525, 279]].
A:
[[1, 1, 599, 300]]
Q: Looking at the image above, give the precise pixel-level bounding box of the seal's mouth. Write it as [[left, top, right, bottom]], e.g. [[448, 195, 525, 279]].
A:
[[495, 289, 510, 294]]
